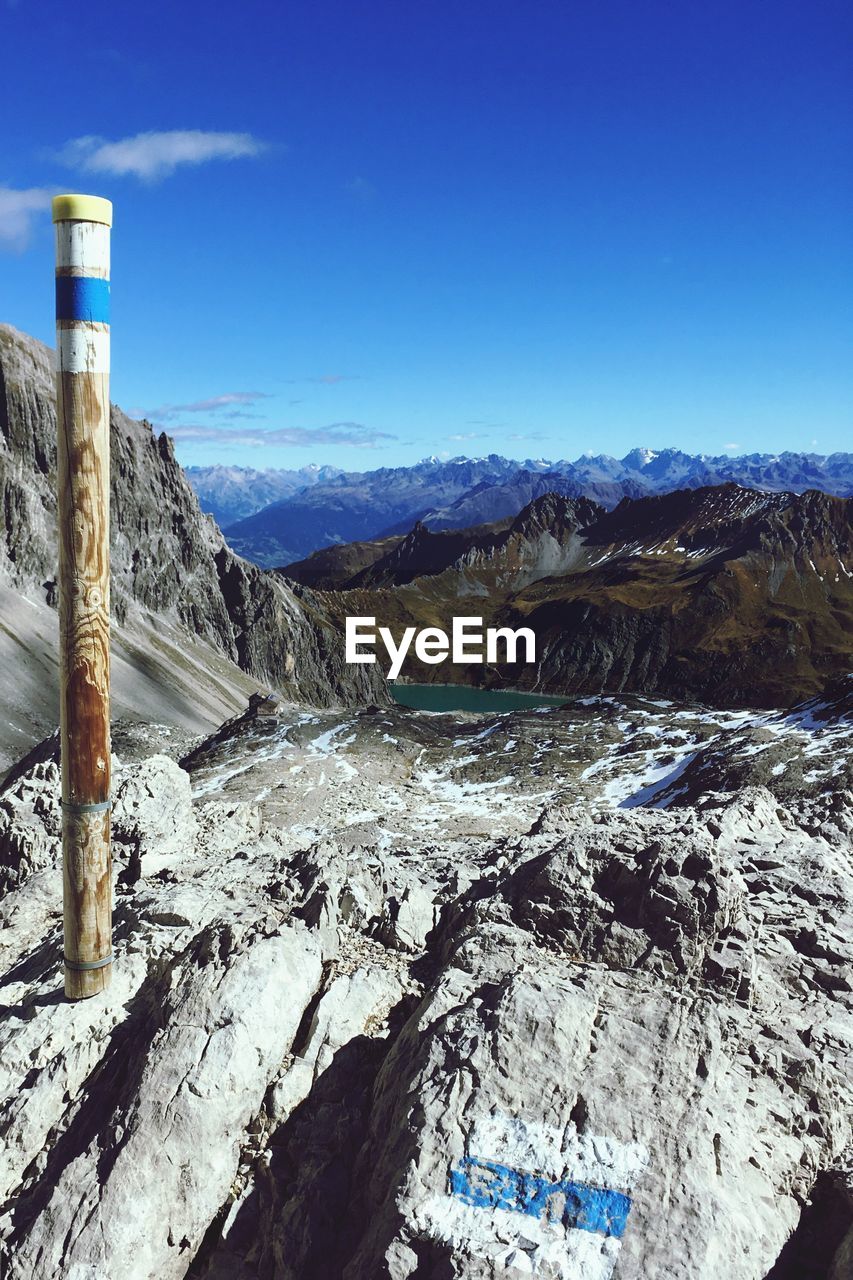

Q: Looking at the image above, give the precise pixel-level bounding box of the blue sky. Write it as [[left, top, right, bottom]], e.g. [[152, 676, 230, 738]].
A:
[[2, 0, 851, 469]]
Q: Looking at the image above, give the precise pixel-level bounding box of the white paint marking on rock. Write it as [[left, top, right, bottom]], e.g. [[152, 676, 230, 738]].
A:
[[468, 1112, 650, 1190], [415, 1112, 649, 1278], [415, 1194, 623, 1280]]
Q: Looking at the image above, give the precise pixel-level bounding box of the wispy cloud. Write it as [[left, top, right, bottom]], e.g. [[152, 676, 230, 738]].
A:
[[57, 130, 268, 181], [723, 442, 741, 451], [0, 185, 54, 251], [508, 431, 547, 442], [165, 421, 395, 449], [447, 432, 486, 442], [142, 392, 271, 421]]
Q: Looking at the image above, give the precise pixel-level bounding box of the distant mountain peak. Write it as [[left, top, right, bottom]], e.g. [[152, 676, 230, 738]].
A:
[[622, 447, 660, 469]]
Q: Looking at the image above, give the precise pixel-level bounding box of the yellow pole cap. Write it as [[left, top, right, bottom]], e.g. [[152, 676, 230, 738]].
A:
[[52, 194, 113, 226]]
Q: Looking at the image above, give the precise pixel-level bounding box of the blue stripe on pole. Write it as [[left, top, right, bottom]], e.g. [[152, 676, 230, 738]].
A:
[[450, 1155, 633, 1239], [56, 277, 110, 325]]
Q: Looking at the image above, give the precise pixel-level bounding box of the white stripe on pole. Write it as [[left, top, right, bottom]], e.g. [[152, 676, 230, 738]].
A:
[[57, 328, 111, 375], [55, 219, 112, 276]]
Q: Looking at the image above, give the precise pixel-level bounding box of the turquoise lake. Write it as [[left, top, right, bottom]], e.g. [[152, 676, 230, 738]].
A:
[[389, 683, 566, 713]]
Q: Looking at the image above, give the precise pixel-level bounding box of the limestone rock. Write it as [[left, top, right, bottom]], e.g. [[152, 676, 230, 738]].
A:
[[3, 923, 323, 1280], [0, 691, 851, 1279], [113, 754, 198, 871], [0, 761, 60, 896]]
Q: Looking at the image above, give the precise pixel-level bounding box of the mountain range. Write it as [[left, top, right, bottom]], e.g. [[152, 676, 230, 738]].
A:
[[196, 448, 853, 568], [282, 484, 853, 707]]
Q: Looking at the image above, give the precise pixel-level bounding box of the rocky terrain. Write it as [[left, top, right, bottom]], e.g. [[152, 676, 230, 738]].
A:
[[0, 324, 386, 771], [282, 486, 853, 707], [0, 685, 851, 1279], [221, 449, 853, 569]]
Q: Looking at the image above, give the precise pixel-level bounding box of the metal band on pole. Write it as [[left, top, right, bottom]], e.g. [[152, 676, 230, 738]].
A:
[[53, 192, 114, 1000], [63, 953, 115, 972], [60, 798, 112, 815]]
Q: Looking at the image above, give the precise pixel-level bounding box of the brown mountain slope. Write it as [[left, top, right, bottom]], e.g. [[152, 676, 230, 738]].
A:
[[281, 532, 406, 589], [295, 486, 853, 707], [283, 494, 603, 595]]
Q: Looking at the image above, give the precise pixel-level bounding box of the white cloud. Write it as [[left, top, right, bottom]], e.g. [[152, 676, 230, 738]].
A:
[[0, 185, 54, 251], [143, 392, 271, 420], [57, 130, 268, 181], [723, 442, 740, 451]]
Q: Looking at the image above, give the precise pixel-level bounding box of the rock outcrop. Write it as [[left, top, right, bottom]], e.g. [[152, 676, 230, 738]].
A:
[[0, 691, 850, 1279]]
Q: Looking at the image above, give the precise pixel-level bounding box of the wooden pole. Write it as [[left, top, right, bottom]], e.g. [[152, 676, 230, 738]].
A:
[[52, 193, 113, 1000]]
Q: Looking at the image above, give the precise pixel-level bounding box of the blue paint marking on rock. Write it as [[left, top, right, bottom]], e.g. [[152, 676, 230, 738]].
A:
[[55, 277, 111, 326], [450, 1155, 632, 1240]]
